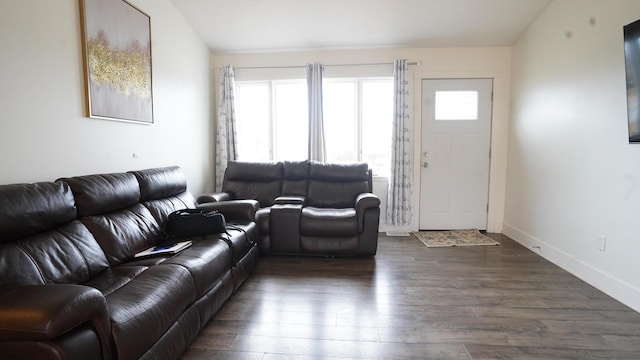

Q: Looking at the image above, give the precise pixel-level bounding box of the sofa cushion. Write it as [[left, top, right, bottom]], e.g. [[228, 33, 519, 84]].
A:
[[62, 172, 164, 266], [85, 265, 148, 296], [15, 221, 109, 285], [0, 181, 109, 287], [105, 264, 196, 360], [139, 192, 197, 231], [309, 162, 369, 182], [307, 162, 370, 208], [164, 239, 232, 297], [225, 161, 283, 181], [282, 160, 309, 196], [223, 161, 283, 207], [60, 173, 140, 217], [300, 235, 359, 254], [0, 220, 109, 287], [0, 182, 76, 242], [307, 180, 370, 208], [130, 166, 197, 230], [227, 180, 281, 207], [81, 204, 162, 266], [300, 207, 358, 236], [129, 166, 188, 202]]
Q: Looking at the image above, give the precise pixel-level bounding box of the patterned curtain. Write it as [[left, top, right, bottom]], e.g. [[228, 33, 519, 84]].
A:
[[307, 62, 326, 162], [215, 65, 238, 191], [386, 59, 413, 226]]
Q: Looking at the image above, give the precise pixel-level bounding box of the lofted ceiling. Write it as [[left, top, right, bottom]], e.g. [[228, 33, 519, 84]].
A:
[[170, 0, 553, 54]]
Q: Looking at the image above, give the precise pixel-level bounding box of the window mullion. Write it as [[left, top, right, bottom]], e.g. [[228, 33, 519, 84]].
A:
[[269, 81, 275, 160], [356, 79, 363, 162]]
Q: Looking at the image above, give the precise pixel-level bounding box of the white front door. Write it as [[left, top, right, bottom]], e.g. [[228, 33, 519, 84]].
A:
[[419, 78, 493, 230]]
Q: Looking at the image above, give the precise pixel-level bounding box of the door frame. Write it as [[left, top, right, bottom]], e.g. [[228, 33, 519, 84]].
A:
[[412, 71, 506, 234]]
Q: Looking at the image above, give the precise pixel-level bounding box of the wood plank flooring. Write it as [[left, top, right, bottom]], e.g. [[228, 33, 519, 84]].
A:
[[181, 233, 640, 359]]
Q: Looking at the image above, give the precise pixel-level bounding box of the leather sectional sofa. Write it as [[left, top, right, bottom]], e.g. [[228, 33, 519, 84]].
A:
[[0, 166, 260, 360], [197, 160, 381, 256]]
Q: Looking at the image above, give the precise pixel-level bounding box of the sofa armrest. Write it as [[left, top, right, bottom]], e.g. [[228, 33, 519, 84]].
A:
[[0, 284, 112, 359], [198, 199, 259, 222], [355, 193, 381, 232], [196, 192, 232, 204]]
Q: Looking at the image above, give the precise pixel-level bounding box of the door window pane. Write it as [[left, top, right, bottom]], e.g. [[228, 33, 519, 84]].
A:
[[435, 91, 479, 120]]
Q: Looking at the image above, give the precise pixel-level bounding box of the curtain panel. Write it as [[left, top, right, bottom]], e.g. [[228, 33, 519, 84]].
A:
[[307, 62, 326, 162], [215, 65, 238, 191], [386, 59, 413, 226]]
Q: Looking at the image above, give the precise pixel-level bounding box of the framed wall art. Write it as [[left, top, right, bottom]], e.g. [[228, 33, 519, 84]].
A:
[[80, 0, 154, 124]]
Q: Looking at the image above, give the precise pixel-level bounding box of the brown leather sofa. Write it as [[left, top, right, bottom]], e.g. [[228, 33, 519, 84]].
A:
[[198, 161, 380, 256], [0, 166, 260, 360]]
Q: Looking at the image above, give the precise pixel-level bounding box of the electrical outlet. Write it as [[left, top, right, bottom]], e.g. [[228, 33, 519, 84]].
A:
[[597, 236, 607, 252]]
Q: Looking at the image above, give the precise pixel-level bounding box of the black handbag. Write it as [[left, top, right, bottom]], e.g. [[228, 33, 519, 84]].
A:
[[166, 208, 226, 238]]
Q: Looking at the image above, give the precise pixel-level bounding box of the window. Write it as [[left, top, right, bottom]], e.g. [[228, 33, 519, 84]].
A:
[[234, 74, 393, 177], [235, 80, 307, 161], [434, 90, 479, 120], [323, 78, 393, 177]]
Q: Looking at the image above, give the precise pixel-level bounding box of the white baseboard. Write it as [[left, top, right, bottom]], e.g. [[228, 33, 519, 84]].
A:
[[385, 231, 411, 236], [502, 223, 640, 313], [486, 220, 503, 233], [379, 223, 414, 236]]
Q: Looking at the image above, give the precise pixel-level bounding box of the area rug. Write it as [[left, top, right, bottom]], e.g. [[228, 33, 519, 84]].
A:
[[412, 229, 500, 247]]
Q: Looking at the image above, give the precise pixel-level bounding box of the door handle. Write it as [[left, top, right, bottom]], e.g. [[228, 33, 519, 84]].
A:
[[423, 162, 429, 168]]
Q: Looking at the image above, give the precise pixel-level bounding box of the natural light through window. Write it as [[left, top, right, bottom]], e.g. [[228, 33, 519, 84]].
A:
[[235, 83, 270, 161], [273, 82, 307, 161], [435, 90, 479, 120], [323, 80, 357, 162], [361, 80, 393, 177], [234, 76, 393, 177], [324, 78, 393, 177], [235, 80, 307, 161]]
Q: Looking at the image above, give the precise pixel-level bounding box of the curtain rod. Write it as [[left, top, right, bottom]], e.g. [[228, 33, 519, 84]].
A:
[[230, 61, 420, 71]]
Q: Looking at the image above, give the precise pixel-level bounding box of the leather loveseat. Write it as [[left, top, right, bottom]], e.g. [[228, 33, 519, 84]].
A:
[[198, 161, 380, 256], [0, 166, 260, 360]]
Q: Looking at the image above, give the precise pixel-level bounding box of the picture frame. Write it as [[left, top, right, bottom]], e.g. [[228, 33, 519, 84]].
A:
[[80, 0, 154, 124]]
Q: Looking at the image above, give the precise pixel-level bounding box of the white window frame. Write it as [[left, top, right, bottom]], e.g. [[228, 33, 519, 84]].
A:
[[323, 76, 393, 178], [234, 73, 393, 178]]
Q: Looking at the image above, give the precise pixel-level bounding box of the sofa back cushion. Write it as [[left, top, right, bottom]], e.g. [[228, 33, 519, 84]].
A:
[[130, 166, 189, 202], [60, 173, 141, 217], [62, 173, 161, 266], [282, 160, 309, 196], [0, 182, 76, 241], [307, 162, 371, 208], [223, 161, 283, 207], [130, 166, 197, 229], [0, 182, 109, 287]]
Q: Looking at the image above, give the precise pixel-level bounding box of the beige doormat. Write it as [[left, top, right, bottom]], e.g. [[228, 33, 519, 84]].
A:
[[412, 229, 500, 247]]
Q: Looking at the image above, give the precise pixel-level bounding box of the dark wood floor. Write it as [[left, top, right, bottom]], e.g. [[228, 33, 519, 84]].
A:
[[181, 233, 640, 359]]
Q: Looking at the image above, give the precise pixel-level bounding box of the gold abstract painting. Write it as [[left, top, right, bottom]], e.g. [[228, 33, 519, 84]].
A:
[[81, 0, 153, 124]]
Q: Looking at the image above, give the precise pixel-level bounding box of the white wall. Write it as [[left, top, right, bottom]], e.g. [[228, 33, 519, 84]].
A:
[[0, 0, 213, 194], [505, 0, 640, 312], [212, 47, 511, 233]]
